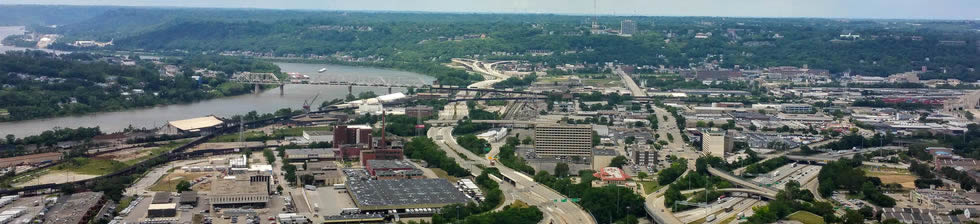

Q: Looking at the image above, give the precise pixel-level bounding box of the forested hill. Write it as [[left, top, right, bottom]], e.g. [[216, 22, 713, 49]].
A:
[[0, 51, 273, 121], [8, 6, 980, 80]]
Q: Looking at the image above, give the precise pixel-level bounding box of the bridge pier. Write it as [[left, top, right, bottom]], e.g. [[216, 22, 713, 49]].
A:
[[279, 84, 284, 96], [388, 87, 392, 94], [348, 85, 353, 96], [254, 84, 260, 94]]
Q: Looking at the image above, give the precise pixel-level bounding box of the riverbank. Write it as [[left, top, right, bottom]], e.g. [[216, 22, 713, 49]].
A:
[[0, 62, 433, 137]]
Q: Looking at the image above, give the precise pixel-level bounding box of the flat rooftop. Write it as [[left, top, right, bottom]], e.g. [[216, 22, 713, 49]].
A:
[[347, 179, 470, 210], [168, 116, 223, 131], [366, 160, 417, 170]]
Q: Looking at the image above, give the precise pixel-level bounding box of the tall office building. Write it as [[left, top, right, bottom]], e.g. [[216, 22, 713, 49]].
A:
[[534, 124, 593, 159], [703, 128, 733, 157], [620, 19, 637, 36]]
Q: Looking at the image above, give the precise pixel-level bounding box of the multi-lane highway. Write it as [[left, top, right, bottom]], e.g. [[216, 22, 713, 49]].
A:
[[427, 127, 596, 224]]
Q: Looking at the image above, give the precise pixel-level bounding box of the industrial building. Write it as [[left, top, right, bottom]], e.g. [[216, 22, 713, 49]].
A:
[[301, 130, 333, 143], [43, 192, 108, 224], [147, 203, 177, 218], [179, 191, 198, 206], [703, 128, 733, 157], [295, 162, 344, 186], [333, 125, 373, 147], [209, 175, 271, 209], [347, 179, 470, 210], [534, 124, 593, 159], [158, 115, 225, 135], [284, 148, 336, 162], [365, 160, 423, 180]]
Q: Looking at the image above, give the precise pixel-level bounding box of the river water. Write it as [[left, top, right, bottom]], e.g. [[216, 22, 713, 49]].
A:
[[0, 26, 434, 137]]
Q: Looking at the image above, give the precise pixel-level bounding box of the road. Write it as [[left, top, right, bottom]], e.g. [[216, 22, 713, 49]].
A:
[[427, 127, 596, 224], [614, 67, 647, 97], [643, 104, 700, 224]]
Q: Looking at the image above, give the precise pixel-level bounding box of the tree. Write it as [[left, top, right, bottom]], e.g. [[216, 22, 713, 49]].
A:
[[4, 134, 13, 145], [283, 163, 298, 184], [176, 180, 192, 193], [554, 163, 570, 178], [300, 174, 315, 185], [636, 172, 648, 181], [844, 210, 865, 224], [609, 156, 628, 168], [522, 137, 532, 145]]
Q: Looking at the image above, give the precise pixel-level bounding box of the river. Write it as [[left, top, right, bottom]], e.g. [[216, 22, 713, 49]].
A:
[[0, 26, 435, 137]]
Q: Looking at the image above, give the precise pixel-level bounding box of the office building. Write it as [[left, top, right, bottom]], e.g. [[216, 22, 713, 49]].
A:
[[534, 124, 593, 159], [781, 104, 813, 113], [620, 19, 636, 36], [703, 128, 733, 157]]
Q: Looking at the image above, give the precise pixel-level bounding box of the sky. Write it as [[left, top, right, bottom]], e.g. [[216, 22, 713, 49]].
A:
[[3, 0, 979, 20]]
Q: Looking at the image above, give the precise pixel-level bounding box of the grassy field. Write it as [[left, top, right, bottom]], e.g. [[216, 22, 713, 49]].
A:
[[211, 131, 267, 142], [788, 211, 826, 224], [863, 165, 918, 189], [430, 168, 459, 182], [581, 78, 623, 88], [54, 157, 129, 176], [273, 126, 333, 137], [638, 181, 662, 195], [126, 140, 191, 165], [148, 171, 210, 192]]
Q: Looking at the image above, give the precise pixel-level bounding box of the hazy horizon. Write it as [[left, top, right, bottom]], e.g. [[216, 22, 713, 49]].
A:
[[2, 0, 979, 20]]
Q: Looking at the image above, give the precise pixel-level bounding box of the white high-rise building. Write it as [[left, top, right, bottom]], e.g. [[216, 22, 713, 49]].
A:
[[620, 19, 637, 36]]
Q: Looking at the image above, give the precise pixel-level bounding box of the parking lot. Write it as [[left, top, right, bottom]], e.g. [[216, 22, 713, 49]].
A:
[[309, 186, 356, 217]]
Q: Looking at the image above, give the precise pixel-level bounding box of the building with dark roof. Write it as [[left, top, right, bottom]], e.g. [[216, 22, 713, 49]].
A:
[[284, 148, 336, 162], [365, 160, 422, 179], [880, 207, 976, 224], [43, 192, 107, 224], [151, 192, 171, 204], [179, 191, 198, 206], [346, 179, 470, 210]]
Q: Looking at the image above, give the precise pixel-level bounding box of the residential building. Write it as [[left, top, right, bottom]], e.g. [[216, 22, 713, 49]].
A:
[[620, 20, 637, 36], [534, 124, 593, 159]]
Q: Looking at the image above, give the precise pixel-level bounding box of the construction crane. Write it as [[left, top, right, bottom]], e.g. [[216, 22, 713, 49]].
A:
[[303, 93, 320, 114]]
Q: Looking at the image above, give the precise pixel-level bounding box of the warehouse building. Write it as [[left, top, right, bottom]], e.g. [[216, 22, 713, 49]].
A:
[[43, 192, 108, 224], [296, 162, 345, 186], [147, 203, 177, 218], [347, 179, 470, 211], [209, 175, 271, 209], [284, 148, 336, 162], [179, 191, 198, 206], [159, 115, 225, 135]]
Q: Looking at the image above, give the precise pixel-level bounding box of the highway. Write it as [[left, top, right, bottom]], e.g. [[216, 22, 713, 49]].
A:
[[707, 167, 779, 196], [614, 67, 647, 97], [427, 127, 596, 224]]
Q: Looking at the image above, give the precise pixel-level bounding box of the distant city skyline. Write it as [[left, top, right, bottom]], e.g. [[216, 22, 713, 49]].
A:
[[2, 0, 979, 20]]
